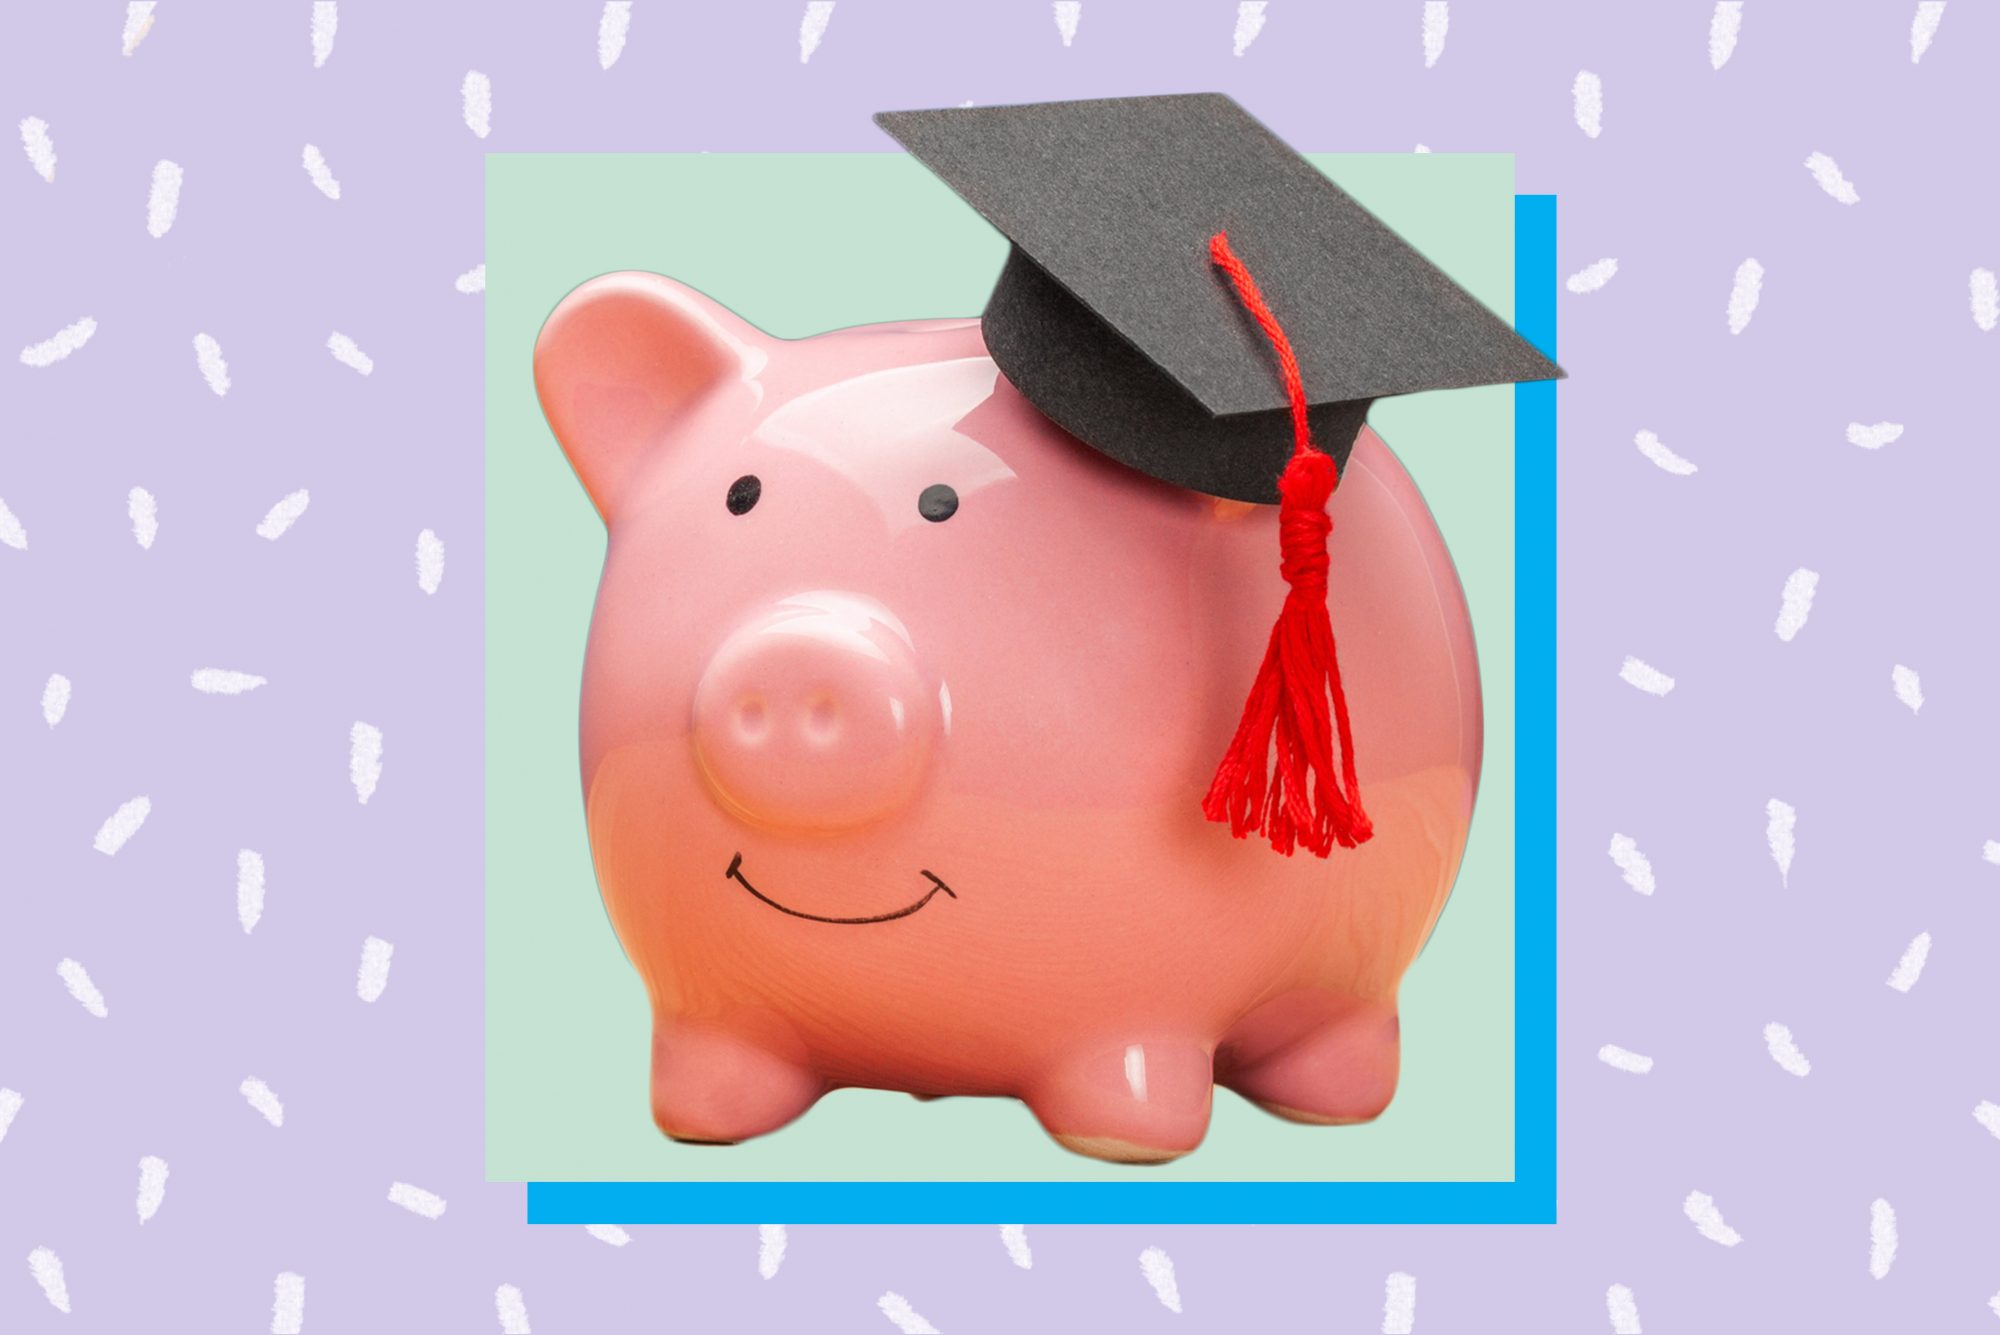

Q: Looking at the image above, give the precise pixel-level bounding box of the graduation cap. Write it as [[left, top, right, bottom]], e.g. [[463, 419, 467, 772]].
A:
[[876, 93, 1563, 859], [874, 92, 1562, 505]]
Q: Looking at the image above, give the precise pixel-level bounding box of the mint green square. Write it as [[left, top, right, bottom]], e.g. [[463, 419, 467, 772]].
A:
[[486, 153, 1515, 1183]]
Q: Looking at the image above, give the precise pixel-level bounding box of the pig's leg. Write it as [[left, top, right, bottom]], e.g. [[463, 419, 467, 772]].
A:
[[1023, 1039, 1214, 1163], [650, 1020, 825, 1144], [1215, 1006, 1400, 1125]]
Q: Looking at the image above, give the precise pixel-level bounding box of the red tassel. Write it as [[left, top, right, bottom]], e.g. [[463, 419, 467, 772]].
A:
[[1201, 231, 1372, 858]]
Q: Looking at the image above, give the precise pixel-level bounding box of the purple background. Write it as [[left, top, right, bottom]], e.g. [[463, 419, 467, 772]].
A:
[[5, 2, 1998, 1330]]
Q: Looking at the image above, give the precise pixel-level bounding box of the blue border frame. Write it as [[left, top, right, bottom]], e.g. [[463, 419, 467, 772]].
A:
[[526, 194, 1558, 1225]]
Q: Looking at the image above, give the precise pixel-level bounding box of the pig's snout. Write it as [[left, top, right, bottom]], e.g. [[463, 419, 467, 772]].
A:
[[692, 592, 937, 832]]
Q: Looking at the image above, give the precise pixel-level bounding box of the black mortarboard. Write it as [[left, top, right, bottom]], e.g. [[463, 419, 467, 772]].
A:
[[876, 93, 1563, 504]]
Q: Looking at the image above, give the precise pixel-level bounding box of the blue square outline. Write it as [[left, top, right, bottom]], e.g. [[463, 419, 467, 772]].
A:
[[524, 194, 1558, 1225]]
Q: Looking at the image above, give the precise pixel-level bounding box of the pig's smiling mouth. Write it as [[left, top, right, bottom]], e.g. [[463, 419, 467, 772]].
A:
[[724, 852, 956, 925]]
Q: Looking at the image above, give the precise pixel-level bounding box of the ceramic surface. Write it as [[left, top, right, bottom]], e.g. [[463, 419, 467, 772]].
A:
[[533, 272, 1482, 1162]]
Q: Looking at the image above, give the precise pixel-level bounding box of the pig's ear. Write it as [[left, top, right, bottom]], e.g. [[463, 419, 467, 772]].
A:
[[534, 272, 768, 522]]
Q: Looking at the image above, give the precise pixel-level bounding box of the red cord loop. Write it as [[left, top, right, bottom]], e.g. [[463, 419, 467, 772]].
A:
[[1277, 466, 1333, 595], [1201, 232, 1371, 859]]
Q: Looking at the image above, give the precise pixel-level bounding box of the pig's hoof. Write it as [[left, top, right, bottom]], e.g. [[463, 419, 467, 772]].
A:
[[1027, 1040, 1213, 1164], [650, 1024, 824, 1145], [1219, 1008, 1400, 1127], [1051, 1134, 1192, 1165]]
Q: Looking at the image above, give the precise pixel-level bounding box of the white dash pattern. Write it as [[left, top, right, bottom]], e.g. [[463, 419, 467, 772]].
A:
[[1000, 1223, 1032, 1269], [462, 71, 492, 139], [1970, 269, 1996, 333], [1728, 258, 1764, 334], [0, 1088, 21, 1145], [238, 849, 265, 934], [1233, 2, 1267, 57], [1846, 421, 1903, 450], [257, 489, 310, 539], [1774, 568, 1818, 641], [146, 159, 182, 236], [57, 958, 108, 1018], [1607, 833, 1656, 895], [357, 936, 394, 1002], [192, 669, 267, 695], [1887, 931, 1931, 992], [1684, 1190, 1742, 1246], [1619, 656, 1675, 696], [20, 316, 97, 367], [351, 722, 384, 804], [302, 144, 341, 199], [1910, 2, 1945, 63], [1573, 70, 1604, 138], [123, 2, 156, 56], [0, 497, 27, 550], [1892, 664, 1923, 714], [240, 1076, 284, 1127], [94, 795, 152, 855], [28, 1246, 70, 1313], [1382, 1271, 1416, 1334], [1567, 258, 1618, 294], [496, 1284, 532, 1334], [1054, 1, 1080, 48], [273, 1272, 306, 1334], [136, 1154, 169, 1222], [799, 2, 835, 63], [42, 673, 71, 727], [194, 333, 230, 395], [1763, 1022, 1811, 1077], [1598, 1044, 1654, 1074], [1421, 3, 1448, 68], [387, 1181, 446, 1219], [327, 331, 373, 375], [878, 1292, 942, 1333], [311, 2, 337, 67], [1973, 1100, 2000, 1140], [1767, 798, 1796, 886], [417, 529, 445, 593], [1607, 1283, 1642, 1334], [1869, 1198, 1898, 1278], [21, 116, 56, 182], [129, 487, 158, 548], [455, 264, 486, 294], [1139, 1246, 1182, 1313], [1710, 2, 1742, 70], [1634, 429, 1697, 475], [1804, 152, 1859, 205], [759, 1223, 787, 1278], [586, 1223, 630, 1247], [599, 3, 632, 69]]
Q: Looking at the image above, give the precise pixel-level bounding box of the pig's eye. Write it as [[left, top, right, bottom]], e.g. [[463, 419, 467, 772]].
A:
[[918, 484, 959, 523], [725, 475, 761, 515]]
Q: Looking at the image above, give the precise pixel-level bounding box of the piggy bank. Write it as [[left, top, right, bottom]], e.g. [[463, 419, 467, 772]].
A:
[[533, 273, 1480, 1163]]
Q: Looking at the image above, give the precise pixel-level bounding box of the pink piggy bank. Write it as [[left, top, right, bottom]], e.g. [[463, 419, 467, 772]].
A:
[[533, 273, 1480, 1163]]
